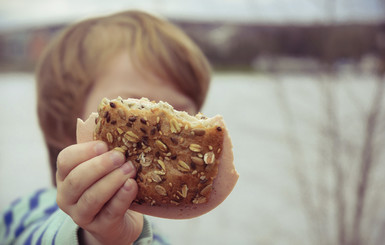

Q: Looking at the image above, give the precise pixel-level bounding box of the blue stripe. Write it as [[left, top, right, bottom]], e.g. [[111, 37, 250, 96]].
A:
[[15, 189, 46, 238], [44, 204, 58, 215], [36, 225, 48, 245], [2, 197, 22, 239], [52, 215, 66, 245], [52, 228, 59, 245], [152, 223, 170, 245], [153, 233, 169, 244], [35, 204, 59, 245], [11, 198, 21, 207], [3, 210, 13, 238], [21, 211, 56, 245], [24, 224, 41, 245], [29, 189, 46, 210]]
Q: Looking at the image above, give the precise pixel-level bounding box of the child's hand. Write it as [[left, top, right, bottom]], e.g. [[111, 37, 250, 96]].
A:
[[56, 141, 143, 245]]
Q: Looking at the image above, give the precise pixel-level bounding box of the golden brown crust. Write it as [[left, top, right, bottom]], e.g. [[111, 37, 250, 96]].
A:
[[93, 97, 224, 207]]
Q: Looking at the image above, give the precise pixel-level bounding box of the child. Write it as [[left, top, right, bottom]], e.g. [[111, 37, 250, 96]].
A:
[[0, 10, 211, 244]]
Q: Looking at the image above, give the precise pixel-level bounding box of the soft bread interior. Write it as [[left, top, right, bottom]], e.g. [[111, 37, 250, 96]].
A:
[[102, 97, 217, 128]]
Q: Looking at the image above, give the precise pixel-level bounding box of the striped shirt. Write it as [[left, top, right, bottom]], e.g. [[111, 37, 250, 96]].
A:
[[0, 189, 170, 245]]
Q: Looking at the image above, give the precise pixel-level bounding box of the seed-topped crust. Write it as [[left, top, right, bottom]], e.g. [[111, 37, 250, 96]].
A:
[[94, 97, 224, 207]]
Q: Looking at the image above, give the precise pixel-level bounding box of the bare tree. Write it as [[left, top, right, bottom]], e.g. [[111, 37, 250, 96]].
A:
[[274, 66, 385, 245]]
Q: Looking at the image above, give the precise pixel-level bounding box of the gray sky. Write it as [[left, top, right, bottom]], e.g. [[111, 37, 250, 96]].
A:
[[0, 0, 384, 30]]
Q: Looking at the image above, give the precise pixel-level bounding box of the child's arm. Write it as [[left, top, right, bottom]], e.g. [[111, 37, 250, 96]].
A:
[[0, 188, 154, 244], [56, 141, 143, 245]]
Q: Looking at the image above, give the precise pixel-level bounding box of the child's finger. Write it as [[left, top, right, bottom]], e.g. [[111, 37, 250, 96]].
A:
[[56, 141, 108, 181], [72, 161, 136, 226], [58, 150, 126, 205], [99, 178, 139, 222]]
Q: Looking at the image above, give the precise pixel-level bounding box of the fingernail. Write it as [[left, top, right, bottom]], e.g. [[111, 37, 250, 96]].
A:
[[122, 179, 135, 191], [110, 151, 125, 166], [120, 160, 135, 175], [94, 142, 107, 155]]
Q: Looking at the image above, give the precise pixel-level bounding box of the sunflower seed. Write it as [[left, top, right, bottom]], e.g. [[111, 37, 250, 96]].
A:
[[200, 184, 212, 196], [204, 152, 215, 164], [106, 132, 114, 143], [114, 147, 125, 153], [151, 173, 162, 183], [178, 184, 188, 198], [116, 127, 124, 135], [157, 159, 166, 171], [177, 160, 190, 172], [124, 131, 139, 142], [192, 196, 207, 204], [154, 170, 166, 176], [189, 144, 202, 152], [193, 129, 206, 136], [170, 200, 180, 205], [122, 137, 131, 147], [191, 156, 204, 165], [155, 140, 168, 152], [138, 152, 151, 167], [144, 146, 152, 153], [170, 119, 181, 133], [155, 185, 167, 196]]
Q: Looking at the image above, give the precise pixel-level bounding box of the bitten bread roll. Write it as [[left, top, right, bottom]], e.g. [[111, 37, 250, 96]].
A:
[[77, 97, 238, 219]]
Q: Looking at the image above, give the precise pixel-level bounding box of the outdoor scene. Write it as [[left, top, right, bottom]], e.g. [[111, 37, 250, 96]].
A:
[[0, 0, 385, 244]]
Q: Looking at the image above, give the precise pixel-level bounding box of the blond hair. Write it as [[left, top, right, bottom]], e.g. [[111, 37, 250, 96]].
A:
[[36, 10, 211, 184]]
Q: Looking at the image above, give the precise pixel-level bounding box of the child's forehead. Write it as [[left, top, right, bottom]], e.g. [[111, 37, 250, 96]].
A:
[[95, 52, 175, 87], [83, 81, 197, 121], [83, 52, 197, 119]]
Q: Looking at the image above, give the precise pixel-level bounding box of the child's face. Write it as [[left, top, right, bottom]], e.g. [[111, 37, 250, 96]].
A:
[[82, 52, 197, 119]]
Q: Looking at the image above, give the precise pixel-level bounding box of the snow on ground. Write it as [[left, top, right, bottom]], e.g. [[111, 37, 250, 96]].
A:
[[0, 71, 380, 244]]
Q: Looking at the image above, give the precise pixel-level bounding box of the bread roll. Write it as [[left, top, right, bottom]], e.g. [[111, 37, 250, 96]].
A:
[[77, 97, 238, 219]]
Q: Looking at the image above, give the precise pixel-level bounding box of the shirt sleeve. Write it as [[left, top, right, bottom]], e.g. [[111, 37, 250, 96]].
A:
[[0, 188, 155, 245]]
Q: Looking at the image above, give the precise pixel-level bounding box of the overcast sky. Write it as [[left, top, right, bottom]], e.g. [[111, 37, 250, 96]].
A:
[[0, 0, 384, 30]]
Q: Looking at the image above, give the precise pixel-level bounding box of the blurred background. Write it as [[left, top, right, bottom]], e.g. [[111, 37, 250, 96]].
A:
[[1, 0, 385, 244]]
